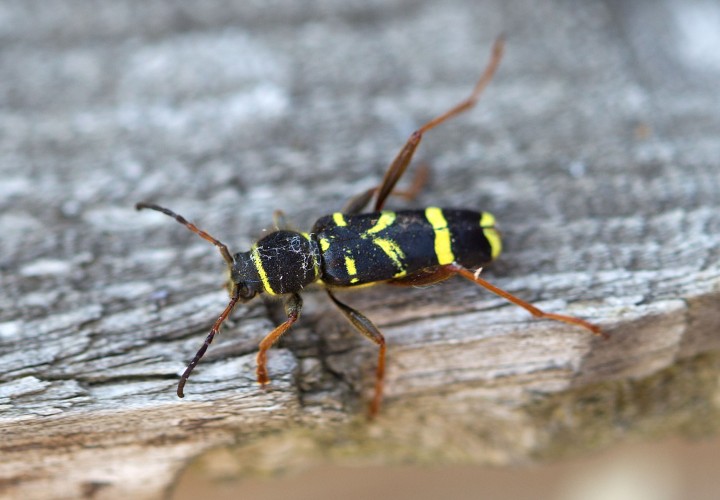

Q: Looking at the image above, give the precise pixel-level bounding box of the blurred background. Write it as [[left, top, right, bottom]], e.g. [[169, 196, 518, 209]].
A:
[[175, 437, 720, 500]]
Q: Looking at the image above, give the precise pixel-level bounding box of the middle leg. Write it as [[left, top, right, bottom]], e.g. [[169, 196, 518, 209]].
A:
[[326, 289, 387, 417]]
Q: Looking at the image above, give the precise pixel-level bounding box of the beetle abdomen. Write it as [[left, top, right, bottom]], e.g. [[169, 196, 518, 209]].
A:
[[313, 207, 501, 287]]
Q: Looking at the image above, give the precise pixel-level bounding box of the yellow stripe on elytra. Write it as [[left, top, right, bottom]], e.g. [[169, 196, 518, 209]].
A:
[[479, 212, 495, 228], [332, 213, 347, 227], [319, 237, 330, 252], [365, 211, 396, 235], [344, 255, 359, 283], [251, 245, 276, 295], [479, 212, 502, 259], [484, 228, 502, 259], [372, 238, 407, 277], [425, 207, 455, 265]]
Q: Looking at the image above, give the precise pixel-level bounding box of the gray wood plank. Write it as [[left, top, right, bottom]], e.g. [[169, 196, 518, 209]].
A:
[[1, 0, 719, 498]]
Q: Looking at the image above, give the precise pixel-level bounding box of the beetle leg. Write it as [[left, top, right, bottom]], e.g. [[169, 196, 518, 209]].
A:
[[445, 263, 607, 338], [256, 293, 303, 385], [342, 164, 430, 214], [272, 209, 292, 230], [386, 264, 454, 286], [326, 289, 386, 418], [373, 36, 504, 211]]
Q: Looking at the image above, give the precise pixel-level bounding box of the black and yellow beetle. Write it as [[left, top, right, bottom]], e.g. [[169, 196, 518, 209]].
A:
[[137, 37, 604, 416]]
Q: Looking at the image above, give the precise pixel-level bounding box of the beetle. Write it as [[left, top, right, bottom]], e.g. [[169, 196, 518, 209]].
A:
[[136, 37, 604, 416]]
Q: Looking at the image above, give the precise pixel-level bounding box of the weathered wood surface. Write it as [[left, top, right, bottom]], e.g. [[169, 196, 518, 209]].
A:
[[1, 0, 719, 498]]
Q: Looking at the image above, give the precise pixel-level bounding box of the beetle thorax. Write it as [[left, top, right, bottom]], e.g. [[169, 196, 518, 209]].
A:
[[239, 230, 320, 296]]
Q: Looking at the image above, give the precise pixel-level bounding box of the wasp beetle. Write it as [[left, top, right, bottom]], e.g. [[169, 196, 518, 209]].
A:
[[137, 37, 604, 416]]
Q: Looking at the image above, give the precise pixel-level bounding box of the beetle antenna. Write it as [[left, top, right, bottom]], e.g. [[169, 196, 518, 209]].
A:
[[136, 202, 234, 266]]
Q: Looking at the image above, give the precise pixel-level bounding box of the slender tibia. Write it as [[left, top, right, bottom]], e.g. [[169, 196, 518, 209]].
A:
[[327, 290, 387, 418], [447, 263, 607, 338], [342, 164, 431, 215], [256, 293, 303, 385], [374, 36, 505, 211]]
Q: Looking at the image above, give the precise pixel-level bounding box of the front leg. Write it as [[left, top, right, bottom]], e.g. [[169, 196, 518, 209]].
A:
[[256, 293, 303, 385]]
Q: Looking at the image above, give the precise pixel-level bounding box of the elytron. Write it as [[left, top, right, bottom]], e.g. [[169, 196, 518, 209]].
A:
[[137, 37, 604, 416]]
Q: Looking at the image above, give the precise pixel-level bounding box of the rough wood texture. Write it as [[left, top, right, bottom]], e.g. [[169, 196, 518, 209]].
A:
[[1, 0, 719, 498]]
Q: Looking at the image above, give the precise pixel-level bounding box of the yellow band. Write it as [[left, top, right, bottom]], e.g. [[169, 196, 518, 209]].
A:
[[425, 207, 455, 265], [366, 211, 396, 235], [479, 212, 502, 259], [332, 213, 347, 227], [344, 255, 359, 283], [251, 245, 276, 295], [373, 237, 407, 277]]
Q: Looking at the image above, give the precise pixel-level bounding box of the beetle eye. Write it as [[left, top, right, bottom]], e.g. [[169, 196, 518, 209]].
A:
[[237, 282, 255, 300]]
